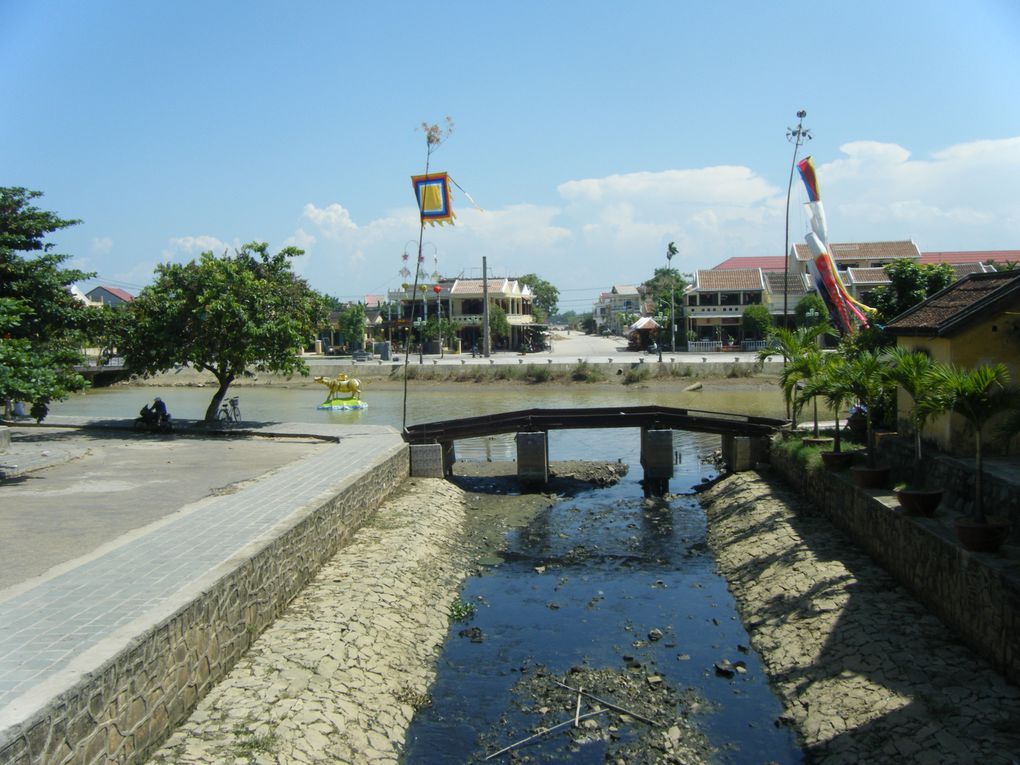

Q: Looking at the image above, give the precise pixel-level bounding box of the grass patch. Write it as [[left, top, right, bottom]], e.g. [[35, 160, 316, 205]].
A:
[[570, 361, 606, 382], [449, 597, 476, 622], [231, 723, 279, 756], [621, 365, 651, 385]]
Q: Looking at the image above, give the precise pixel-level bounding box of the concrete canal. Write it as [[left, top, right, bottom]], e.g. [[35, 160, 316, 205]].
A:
[[403, 427, 803, 764]]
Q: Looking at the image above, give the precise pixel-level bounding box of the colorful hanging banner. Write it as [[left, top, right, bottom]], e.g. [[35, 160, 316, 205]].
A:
[[411, 172, 455, 226]]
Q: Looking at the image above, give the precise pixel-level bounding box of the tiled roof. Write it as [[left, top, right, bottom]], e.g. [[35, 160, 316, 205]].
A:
[[885, 271, 1020, 335], [921, 250, 1020, 265], [612, 285, 640, 295], [845, 268, 890, 285], [713, 256, 786, 270], [763, 270, 807, 295], [793, 240, 920, 263], [950, 263, 991, 281], [694, 269, 765, 291], [88, 286, 134, 302]]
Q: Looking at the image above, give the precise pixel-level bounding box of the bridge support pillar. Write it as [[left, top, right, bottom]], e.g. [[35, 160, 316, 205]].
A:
[[409, 443, 445, 478], [640, 427, 673, 496], [440, 441, 456, 476], [516, 431, 548, 486], [721, 435, 769, 472]]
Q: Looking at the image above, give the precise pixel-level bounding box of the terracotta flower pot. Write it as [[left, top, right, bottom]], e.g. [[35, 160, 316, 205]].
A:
[[954, 517, 1012, 553], [820, 451, 854, 470], [850, 464, 891, 489], [894, 488, 943, 517]]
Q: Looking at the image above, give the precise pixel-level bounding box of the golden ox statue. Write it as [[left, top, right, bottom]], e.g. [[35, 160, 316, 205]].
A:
[[314, 373, 362, 401]]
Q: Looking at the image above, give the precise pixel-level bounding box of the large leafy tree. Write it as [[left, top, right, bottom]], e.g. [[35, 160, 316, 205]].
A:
[[642, 264, 689, 345], [518, 273, 559, 324], [872, 260, 954, 324], [0, 187, 100, 419], [122, 242, 328, 421]]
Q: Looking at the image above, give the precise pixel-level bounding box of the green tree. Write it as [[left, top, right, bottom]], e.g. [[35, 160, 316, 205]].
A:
[[488, 303, 510, 345], [741, 303, 772, 341], [337, 303, 367, 350], [642, 263, 689, 347], [0, 187, 100, 419], [800, 353, 856, 454], [122, 242, 327, 421], [795, 293, 829, 328], [518, 273, 559, 323], [842, 349, 893, 468], [872, 260, 954, 324], [756, 324, 832, 426]]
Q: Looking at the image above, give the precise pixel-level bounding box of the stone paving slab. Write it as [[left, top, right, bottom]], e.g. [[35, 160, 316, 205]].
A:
[[0, 419, 404, 743]]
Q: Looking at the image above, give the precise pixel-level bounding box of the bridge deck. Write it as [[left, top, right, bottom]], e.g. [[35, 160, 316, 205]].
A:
[[403, 406, 788, 443]]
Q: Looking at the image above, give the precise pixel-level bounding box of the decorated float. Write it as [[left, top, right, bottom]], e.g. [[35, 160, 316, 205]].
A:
[[315, 373, 367, 410]]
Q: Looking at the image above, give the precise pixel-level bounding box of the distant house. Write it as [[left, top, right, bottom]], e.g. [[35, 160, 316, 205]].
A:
[[85, 286, 134, 307], [884, 270, 1020, 456], [684, 269, 767, 345], [593, 285, 645, 335]]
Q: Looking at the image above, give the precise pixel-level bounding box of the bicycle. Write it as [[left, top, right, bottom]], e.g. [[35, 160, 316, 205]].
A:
[[216, 396, 242, 424]]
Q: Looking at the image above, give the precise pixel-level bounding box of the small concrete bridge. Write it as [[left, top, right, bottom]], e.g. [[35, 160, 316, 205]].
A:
[[403, 406, 789, 493]]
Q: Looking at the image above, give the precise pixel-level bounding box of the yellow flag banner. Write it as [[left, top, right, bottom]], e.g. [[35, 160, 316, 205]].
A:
[[411, 172, 455, 226]]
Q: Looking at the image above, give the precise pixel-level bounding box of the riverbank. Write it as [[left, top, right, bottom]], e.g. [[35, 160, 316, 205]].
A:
[[700, 469, 1020, 764]]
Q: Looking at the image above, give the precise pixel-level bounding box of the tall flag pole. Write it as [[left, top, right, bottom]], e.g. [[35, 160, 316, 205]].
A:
[[402, 118, 454, 432]]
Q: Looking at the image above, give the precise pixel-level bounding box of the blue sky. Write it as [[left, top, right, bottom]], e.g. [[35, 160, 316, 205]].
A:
[[3, 1, 1019, 315]]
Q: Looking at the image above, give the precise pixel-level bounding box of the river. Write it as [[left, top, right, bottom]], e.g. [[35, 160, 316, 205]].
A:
[[51, 382, 803, 762]]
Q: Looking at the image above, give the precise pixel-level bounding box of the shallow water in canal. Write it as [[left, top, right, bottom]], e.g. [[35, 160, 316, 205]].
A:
[[51, 384, 802, 762], [402, 427, 804, 764]]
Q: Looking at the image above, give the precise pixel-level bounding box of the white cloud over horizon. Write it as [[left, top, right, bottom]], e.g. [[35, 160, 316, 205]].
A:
[[128, 135, 1020, 309]]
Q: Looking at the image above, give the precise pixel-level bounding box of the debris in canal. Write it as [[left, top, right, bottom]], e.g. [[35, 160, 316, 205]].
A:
[[478, 666, 716, 764]]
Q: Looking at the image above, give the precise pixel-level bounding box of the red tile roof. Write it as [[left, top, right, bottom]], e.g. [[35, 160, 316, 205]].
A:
[[713, 256, 786, 270], [694, 269, 765, 291], [885, 271, 1020, 335], [793, 240, 920, 263], [921, 250, 1020, 265]]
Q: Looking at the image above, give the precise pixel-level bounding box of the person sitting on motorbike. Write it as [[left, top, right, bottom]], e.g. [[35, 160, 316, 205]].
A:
[[140, 398, 170, 426]]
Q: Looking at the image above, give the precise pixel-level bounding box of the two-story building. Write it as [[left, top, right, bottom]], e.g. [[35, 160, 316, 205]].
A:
[[387, 277, 536, 351], [593, 285, 646, 335]]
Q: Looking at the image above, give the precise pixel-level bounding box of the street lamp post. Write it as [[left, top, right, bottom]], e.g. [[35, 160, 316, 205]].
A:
[[655, 311, 666, 362], [666, 241, 678, 351], [783, 111, 811, 330]]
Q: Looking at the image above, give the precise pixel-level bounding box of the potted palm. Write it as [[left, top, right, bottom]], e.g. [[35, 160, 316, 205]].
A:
[[757, 324, 833, 431], [800, 353, 856, 469], [883, 348, 953, 516], [844, 349, 893, 488], [936, 363, 1017, 552]]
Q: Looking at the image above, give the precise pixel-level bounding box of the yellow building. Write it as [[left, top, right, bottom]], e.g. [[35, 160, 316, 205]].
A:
[[884, 271, 1020, 455]]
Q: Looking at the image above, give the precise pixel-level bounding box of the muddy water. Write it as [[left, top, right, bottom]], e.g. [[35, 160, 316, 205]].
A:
[[403, 428, 804, 764]]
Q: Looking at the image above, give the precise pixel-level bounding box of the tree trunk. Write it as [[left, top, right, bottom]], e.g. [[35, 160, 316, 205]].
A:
[[205, 374, 234, 422]]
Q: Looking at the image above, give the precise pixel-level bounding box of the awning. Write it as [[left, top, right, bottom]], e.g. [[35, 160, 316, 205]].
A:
[[628, 316, 660, 332]]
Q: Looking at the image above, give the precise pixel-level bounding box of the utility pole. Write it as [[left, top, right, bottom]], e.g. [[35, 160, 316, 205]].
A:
[[482, 256, 491, 357], [783, 110, 811, 329]]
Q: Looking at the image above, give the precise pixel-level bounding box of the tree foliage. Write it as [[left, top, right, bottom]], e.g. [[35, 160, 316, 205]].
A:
[[872, 260, 954, 324], [794, 293, 829, 328], [121, 243, 327, 421], [488, 303, 510, 343], [741, 303, 772, 340], [0, 187, 100, 419], [517, 273, 559, 323], [337, 303, 367, 350]]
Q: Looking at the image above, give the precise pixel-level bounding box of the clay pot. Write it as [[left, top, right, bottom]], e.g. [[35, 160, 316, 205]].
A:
[[820, 451, 855, 470], [954, 517, 1012, 553], [849, 464, 891, 489], [894, 488, 943, 517]]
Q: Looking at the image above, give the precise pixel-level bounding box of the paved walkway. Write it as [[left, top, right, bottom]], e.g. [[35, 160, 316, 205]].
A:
[[0, 418, 404, 738]]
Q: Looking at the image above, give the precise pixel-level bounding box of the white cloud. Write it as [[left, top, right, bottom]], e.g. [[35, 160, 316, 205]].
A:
[[91, 236, 113, 255], [283, 134, 1020, 308], [163, 235, 232, 260]]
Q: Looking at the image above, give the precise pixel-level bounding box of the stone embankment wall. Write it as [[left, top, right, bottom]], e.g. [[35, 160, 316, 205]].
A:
[[770, 443, 1020, 686], [0, 447, 408, 765], [878, 436, 1019, 539]]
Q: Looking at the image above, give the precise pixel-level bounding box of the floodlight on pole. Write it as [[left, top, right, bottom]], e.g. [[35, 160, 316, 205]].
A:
[[783, 110, 811, 330]]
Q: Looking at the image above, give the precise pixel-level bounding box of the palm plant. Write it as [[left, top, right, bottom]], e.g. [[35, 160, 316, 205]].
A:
[[757, 324, 833, 427], [882, 347, 954, 487], [799, 353, 855, 454], [843, 349, 892, 468], [933, 363, 1017, 523]]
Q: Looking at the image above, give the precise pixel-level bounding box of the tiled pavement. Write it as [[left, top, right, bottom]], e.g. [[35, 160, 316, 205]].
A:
[[0, 419, 404, 732]]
